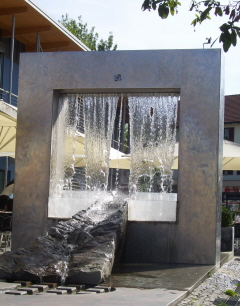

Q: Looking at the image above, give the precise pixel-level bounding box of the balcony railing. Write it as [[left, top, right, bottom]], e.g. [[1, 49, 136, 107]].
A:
[[0, 88, 18, 107]]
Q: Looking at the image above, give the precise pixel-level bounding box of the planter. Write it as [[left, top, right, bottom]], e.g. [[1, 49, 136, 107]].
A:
[[221, 227, 234, 252]]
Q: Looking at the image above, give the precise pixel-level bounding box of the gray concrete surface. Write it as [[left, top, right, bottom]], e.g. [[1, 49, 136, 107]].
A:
[[0, 253, 234, 306]]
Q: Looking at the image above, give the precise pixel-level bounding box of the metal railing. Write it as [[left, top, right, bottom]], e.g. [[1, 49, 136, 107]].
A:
[[0, 88, 18, 107]]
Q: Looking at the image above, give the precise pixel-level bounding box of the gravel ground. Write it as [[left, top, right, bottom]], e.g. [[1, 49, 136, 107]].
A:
[[178, 256, 240, 306]]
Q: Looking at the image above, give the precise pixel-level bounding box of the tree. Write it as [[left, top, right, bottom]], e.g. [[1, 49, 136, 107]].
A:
[[60, 14, 117, 51], [141, 1, 240, 52]]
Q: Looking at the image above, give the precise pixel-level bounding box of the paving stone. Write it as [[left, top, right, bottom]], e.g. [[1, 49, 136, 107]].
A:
[[178, 257, 240, 306], [94, 285, 112, 292], [30, 284, 49, 292], [47, 289, 68, 295], [68, 284, 86, 291], [13, 280, 32, 287], [40, 282, 58, 288], [0, 281, 21, 291], [18, 287, 39, 294], [86, 288, 105, 293], [76, 291, 97, 294], [5, 290, 28, 295], [57, 286, 77, 293]]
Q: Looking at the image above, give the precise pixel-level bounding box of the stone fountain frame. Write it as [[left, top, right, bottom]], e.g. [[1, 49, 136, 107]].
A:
[[12, 49, 224, 265]]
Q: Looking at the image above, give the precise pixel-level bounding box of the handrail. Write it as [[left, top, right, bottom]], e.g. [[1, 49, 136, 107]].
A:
[[0, 88, 18, 107]]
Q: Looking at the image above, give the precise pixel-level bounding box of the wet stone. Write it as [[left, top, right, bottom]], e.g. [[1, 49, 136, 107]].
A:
[[0, 199, 128, 285]]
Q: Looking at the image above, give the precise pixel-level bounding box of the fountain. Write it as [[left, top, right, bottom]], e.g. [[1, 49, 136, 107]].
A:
[[0, 89, 180, 283], [10, 49, 223, 270]]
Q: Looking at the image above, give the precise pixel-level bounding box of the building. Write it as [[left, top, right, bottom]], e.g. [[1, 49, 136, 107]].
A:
[[0, 0, 88, 189], [223, 94, 240, 191]]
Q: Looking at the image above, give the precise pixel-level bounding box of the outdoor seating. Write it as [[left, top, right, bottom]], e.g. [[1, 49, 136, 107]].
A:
[[0, 212, 12, 252]]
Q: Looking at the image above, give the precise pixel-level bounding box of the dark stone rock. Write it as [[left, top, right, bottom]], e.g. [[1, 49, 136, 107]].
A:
[[0, 197, 128, 285]]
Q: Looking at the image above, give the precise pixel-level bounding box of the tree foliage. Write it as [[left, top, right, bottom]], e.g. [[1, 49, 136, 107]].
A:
[[141, 1, 240, 52], [60, 14, 117, 51]]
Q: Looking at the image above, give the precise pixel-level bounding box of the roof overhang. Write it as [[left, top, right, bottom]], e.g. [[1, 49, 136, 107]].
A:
[[0, 0, 90, 52]]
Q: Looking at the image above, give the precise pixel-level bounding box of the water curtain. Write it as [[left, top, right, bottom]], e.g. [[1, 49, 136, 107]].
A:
[[50, 94, 79, 197], [83, 94, 118, 191], [128, 93, 179, 195]]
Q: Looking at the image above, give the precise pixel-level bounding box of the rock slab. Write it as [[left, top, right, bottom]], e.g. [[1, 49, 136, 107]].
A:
[[0, 198, 128, 285]]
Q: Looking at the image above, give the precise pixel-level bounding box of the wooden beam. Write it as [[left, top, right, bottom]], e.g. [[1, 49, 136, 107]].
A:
[[0, 6, 28, 16], [2, 25, 51, 37]]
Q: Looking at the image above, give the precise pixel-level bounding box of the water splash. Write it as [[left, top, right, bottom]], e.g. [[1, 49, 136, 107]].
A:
[[128, 93, 178, 197], [83, 94, 118, 191], [54, 261, 69, 285]]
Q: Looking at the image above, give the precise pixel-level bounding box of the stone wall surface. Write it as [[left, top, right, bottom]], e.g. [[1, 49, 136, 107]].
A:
[[0, 198, 128, 285]]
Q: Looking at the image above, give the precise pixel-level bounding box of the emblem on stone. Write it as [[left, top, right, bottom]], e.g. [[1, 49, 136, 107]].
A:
[[114, 74, 122, 81]]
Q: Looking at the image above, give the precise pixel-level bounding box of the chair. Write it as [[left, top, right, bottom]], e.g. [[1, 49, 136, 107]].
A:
[[0, 212, 12, 252]]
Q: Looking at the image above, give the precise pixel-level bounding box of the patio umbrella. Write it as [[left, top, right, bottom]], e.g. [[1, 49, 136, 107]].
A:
[[74, 132, 131, 169], [0, 100, 17, 157], [171, 140, 240, 170], [222, 140, 240, 170]]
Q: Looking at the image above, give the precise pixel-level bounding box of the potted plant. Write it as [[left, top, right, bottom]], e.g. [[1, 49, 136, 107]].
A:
[[221, 206, 234, 252]]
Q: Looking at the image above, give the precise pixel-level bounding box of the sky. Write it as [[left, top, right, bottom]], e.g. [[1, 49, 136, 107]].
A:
[[37, 0, 239, 95]]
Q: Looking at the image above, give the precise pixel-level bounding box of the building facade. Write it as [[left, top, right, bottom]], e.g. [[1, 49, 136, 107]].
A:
[[0, 0, 88, 190]]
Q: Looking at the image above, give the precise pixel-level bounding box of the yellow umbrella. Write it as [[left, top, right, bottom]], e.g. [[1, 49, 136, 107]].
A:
[[0, 100, 17, 157]]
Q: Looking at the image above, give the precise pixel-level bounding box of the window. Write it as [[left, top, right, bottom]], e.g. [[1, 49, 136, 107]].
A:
[[223, 170, 233, 175], [224, 127, 234, 141]]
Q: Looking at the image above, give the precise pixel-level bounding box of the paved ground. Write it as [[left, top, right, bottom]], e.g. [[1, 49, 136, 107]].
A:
[[0, 251, 238, 306], [178, 254, 240, 306]]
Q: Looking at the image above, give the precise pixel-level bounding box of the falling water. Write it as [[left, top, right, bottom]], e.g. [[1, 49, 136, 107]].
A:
[[128, 93, 178, 196], [83, 94, 118, 191], [50, 92, 178, 200], [50, 94, 79, 197]]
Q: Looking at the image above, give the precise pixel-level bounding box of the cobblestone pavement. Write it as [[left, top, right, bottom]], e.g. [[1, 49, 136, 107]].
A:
[[178, 256, 240, 306]]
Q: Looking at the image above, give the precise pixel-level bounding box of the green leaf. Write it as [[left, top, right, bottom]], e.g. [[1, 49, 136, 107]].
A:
[[219, 32, 225, 43], [152, 1, 157, 10], [231, 30, 237, 46], [142, 0, 151, 11], [220, 23, 231, 32], [223, 38, 231, 52], [225, 6, 230, 15], [158, 4, 170, 19], [191, 19, 197, 26], [215, 6, 222, 17]]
